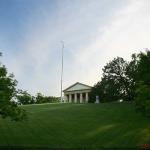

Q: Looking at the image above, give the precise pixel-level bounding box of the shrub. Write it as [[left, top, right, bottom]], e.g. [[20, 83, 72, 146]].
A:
[[135, 82, 150, 117]]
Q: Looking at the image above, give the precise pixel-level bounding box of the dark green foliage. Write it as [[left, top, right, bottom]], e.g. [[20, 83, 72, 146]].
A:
[[89, 49, 150, 116], [102, 57, 137, 101], [100, 77, 121, 102], [89, 82, 103, 103], [135, 50, 150, 116], [17, 90, 35, 105], [17, 91, 59, 105], [136, 50, 150, 84], [1, 102, 27, 121], [135, 82, 150, 116], [0, 53, 27, 121], [126, 54, 138, 81], [90, 57, 136, 102], [35, 93, 59, 104], [89, 78, 120, 103]]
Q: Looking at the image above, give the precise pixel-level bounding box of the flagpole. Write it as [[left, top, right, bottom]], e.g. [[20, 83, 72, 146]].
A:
[[60, 41, 64, 103]]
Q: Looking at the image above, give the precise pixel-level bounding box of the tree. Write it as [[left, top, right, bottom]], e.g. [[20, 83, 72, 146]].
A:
[[136, 50, 150, 84], [135, 82, 150, 116], [89, 78, 120, 103], [17, 90, 35, 105], [0, 53, 26, 121], [35, 93, 44, 104], [135, 50, 150, 116], [103, 57, 134, 101], [89, 82, 102, 103], [90, 56, 137, 102], [35, 93, 59, 104], [125, 53, 139, 101]]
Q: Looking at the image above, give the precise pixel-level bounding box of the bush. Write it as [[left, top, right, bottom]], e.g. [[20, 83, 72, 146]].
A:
[[17, 90, 35, 105], [135, 82, 150, 117], [35, 93, 59, 104]]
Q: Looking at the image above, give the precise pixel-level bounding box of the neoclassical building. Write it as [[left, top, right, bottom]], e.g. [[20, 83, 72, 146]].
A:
[[63, 82, 92, 103]]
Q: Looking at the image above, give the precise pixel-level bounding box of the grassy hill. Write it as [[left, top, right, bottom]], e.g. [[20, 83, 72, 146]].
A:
[[0, 102, 150, 149]]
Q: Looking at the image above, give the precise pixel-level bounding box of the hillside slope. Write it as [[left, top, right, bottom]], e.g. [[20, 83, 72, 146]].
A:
[[0, 102, 149, 149]]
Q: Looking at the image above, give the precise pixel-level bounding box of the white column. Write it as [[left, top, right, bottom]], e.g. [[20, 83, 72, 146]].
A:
[[74, 93, 77, 103], [80, 93, 83, 103], [69, 94, 72, 103], [86, 92, 88, 103], [64, 94, 67, 103]]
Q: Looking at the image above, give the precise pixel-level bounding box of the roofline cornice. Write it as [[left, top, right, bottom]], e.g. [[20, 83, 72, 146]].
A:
[[63, 82, 92, 92]]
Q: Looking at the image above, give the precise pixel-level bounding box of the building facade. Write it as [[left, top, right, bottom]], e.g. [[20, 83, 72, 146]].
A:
[[63, 82, 92, 103]]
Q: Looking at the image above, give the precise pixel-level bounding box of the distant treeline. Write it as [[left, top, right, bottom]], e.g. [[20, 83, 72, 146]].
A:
[[17, 90, 59, 105]]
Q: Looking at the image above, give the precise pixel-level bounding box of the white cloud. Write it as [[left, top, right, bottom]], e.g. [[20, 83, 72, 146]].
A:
[[68, 0, 150, 87], [1, 0, 150, 96]]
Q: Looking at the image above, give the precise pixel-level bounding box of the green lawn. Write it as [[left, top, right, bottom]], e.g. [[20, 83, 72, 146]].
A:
[[0, 102, 150, 149]]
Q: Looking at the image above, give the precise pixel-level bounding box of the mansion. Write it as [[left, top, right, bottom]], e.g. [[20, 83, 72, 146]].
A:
[[63, 82, 92, 103]]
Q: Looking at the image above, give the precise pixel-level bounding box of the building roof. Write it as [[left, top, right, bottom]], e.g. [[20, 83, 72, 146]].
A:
[[63, 82, 92, 92]]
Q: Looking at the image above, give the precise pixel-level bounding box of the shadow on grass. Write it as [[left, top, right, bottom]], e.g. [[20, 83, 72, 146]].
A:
[[0, 145, 142, 150], [84, 122, 150, 148], [86, 124, 116, 137]]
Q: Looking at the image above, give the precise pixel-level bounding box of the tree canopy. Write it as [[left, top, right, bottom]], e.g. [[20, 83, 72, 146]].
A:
[[89, 50, 150, 116], [0, 53, 26, 121], [89, 56, 136, 102], [134, 50, 150, 116]]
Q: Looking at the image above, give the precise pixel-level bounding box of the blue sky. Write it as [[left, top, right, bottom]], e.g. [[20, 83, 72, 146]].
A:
[[0, 0, 150, 96]]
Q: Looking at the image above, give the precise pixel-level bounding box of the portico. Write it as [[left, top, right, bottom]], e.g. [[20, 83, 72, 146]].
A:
[[63, 82, 92, 103]]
